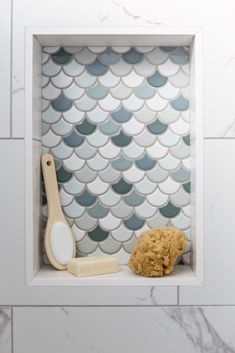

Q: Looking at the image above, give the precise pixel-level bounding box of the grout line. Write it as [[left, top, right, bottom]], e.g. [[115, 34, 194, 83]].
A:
[[204, 136, 235, 140], [11, 306, 13, 353], [10, 0, 13, 138], [8, 304, 235, 308], [0, 137, 24, 140], [177, 286, 180, 305]]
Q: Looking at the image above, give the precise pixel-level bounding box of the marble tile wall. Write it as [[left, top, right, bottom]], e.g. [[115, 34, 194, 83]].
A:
[[1, 0, 235, 352]]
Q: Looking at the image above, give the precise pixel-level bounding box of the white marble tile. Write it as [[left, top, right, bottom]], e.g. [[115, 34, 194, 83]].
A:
[[0, 307, 11, 353], [0, 0, 11, 137], [180, 140, 235, 304], [13, 306, 235, 353]]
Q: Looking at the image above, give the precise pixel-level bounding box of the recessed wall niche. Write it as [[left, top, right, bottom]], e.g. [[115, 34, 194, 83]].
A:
[[42, 45, 191, 266], [25, 28, 203, 286]]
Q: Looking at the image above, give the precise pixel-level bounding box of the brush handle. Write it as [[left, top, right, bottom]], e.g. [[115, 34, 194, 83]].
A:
[[41, 154, 63, 220]]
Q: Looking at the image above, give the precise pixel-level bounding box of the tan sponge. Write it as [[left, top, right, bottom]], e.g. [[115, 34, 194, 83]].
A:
[[128, 227, 186, 277]]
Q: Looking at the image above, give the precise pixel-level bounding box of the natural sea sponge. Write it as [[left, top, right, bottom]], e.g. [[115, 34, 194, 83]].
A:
[[128, 227, 186, 277]]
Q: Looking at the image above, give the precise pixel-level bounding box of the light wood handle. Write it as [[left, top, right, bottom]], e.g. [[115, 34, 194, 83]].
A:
[[41, 154, 63, 220]]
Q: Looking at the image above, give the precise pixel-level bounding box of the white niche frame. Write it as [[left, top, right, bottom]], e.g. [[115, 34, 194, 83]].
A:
[[25, 27, 203, 286]]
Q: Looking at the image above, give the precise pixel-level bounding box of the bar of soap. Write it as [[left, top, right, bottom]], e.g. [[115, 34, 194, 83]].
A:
[[67, 255, 119, 277]]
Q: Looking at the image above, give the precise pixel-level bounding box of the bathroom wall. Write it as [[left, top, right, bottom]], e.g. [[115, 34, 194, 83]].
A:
[[1, 0, 235, 352]]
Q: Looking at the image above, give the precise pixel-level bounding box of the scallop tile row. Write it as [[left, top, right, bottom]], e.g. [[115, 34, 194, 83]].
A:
[[42, 46, 191, 264]]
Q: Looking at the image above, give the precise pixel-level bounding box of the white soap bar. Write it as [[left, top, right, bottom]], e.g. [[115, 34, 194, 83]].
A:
[[67, 255, 120, 277]]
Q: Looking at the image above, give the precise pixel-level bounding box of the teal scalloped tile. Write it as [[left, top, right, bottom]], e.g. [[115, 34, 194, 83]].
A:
[[52, 47, 72, 64]]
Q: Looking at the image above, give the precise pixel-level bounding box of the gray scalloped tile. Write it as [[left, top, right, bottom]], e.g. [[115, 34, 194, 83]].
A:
[[42, 46, 191, 264]]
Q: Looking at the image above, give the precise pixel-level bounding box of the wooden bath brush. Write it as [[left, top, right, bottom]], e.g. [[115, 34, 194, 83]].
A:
[[41, 153, 76, 270]]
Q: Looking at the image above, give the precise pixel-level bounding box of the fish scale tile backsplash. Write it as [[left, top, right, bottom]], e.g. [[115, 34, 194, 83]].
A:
[[41, 46, 191, 265]]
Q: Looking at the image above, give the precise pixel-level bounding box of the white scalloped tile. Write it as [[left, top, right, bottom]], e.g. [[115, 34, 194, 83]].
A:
[[171, 212, 190, 229], [63, 83, 85, 100], [135, 46, 154, 53], [146, 165, 169, 183], [122, 70, 144, 88], [122, 116, 145, 136], [134, 105, 156, 123], [42, 58, 61, 76], [158, 176, 180, 194], [122, 141, 145, 159], [134, 128, 157, 147], [134, 60, 156, 76], [110, 81, 132, 100], [158, 104, 180, 124], [135, 176, 157, 195], [181, 109, 190, 122], [63, 153, 85, 171], [74, 94, 97, 111], [99, 141, 121, 159], [63, 59, 85, 76], [71, 224, 85, 241], [63, 199, 85, 218], [123, 164, 145, 183], [63, 176, 85, 194], [86, 106, 109, 123], [42, 105, 61, 124], [122, 94, 144, 111], [74, 48, 97, 64], [158, 58, 180, 76], [42, 129, 61, 148], [111, 223, 133, 242], [135, 200, 156, 218], [182, 62, 190, 74], [99, 189, 121, 207], [43, 46, 60, 54], [147, 188, 169, 206], [98, 70, 120, 88], [51, 71, 73, 89], [115, 248, 130, 265], [147, 140, 168, 159], [88, 46, 107, 53], [158, 153, 181, 171], [99, 212, 121, 231], [51, 141, 73, 159], [169, 68, 189, 88], [87, 153, 109, 171], [183, 205, 191, 217], [110, 58, 132, 76], [59, 188, 73, 207], [63, 105, 84, 123], [146, 47, 168, 64], [42, 82, 61, 100], [158, 81, 180, 99], [42, 76, 50, 88], [42, 99, 50, 112], [170, 117, 190, 135], [42, 122, 50, 135], [63, 46, 83, 54], [87, 129, 109, 147], [146, 212, 169, 228], [182, 157, 191, 170], [181, 86, 190, 99], [74, 71, 97, 88], [145, 92, 168, 111], [112, 46, 130, 53], [158, 129, 181, 147], [42, 52, 50, 64], [87, 176, 109, 195], [98, 94, 120, 111], [51, 117, 73, 136]]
